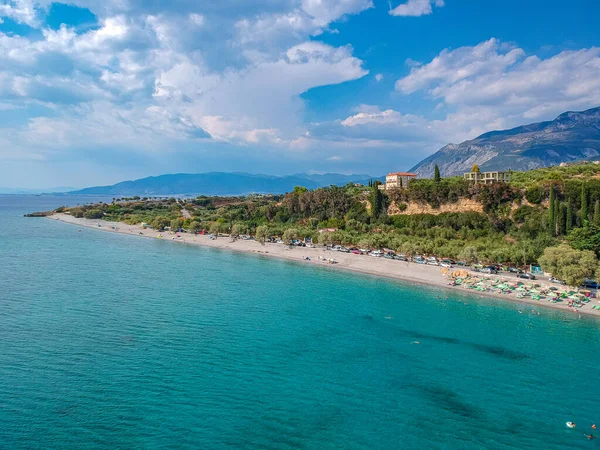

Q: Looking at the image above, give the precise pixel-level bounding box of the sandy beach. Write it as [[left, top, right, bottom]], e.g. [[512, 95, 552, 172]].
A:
[[48, 213, 600, 318]]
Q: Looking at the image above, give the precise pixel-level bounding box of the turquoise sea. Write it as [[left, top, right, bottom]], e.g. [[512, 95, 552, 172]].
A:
[[1, 195, 599, 449]]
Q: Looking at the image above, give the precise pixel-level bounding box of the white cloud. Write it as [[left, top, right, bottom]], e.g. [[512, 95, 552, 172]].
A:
[[0, 0, 38, 26], [313, 39, 600, 160], [395, 38, 600, 121], [189, 13, 204, 26], [389, 0, 444, 17], [0, 0, 372, 164], [375, 73, 383, 81]]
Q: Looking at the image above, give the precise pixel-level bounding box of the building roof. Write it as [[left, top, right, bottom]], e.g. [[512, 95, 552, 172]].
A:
[[387, 172, 417, 177]]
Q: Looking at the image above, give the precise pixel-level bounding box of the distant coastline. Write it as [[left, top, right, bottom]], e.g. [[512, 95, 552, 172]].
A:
[[48, 213, 600, 319]]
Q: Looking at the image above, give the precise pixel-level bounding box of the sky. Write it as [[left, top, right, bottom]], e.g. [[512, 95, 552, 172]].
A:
[[1, 0, 600, 188]]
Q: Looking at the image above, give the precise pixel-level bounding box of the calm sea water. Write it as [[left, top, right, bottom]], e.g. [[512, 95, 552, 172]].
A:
[[1, 195, 599, 449]]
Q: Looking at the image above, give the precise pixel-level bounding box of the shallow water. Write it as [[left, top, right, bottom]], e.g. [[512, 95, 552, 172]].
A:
[[1, 195, 599, 449]]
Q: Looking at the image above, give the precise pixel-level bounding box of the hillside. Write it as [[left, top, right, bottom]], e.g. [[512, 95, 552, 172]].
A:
[[410, 106, 600, 177], [69, 172, 381, 196], [50, 163, 600, 284]]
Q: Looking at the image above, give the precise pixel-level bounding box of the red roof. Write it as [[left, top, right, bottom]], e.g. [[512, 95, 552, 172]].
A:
[[387, 172, 417, 177]]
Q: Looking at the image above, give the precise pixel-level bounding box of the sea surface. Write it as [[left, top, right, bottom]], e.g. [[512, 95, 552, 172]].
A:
[[1, 195, 599, 449]]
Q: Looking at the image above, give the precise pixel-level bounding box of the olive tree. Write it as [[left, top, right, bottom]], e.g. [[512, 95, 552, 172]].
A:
[[458, 246, 479, 264], [188, 221, 202, 234], [282, 228, 299, 245], [255, 225, 270, 245], [539, 244, 598, 288]]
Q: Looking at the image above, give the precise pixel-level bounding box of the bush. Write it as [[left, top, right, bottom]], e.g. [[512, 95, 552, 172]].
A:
[[525, 185, 544, 204], [83, 209, 104, 219]]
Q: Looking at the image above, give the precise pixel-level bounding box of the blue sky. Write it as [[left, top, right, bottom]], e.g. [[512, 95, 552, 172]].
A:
[[1, 0, 600, 188]]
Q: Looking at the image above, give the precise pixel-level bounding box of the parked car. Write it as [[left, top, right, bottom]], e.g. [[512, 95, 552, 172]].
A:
[[484, 265, 499, 274], [369, 250, 384, 257], [455, 261, 467, 266], [359, 248, 370, 255], [440, 260, 453, 268], [549, 277, 566, 285], [413, 258, 425, 264], [517, 273, 536, 280], [507, 267, 519, 273], [582, 279, 599, 289], [395, 254, 408, 261]]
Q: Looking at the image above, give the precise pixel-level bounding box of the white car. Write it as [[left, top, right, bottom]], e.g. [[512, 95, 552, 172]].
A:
[[441, 262, 453, 268], [369, 250, 384, 257]]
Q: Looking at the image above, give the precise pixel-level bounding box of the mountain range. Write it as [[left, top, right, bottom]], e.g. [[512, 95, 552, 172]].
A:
[[69, 173, 380, 196], [410, 106, 600, 177], [0, 186, 77, 195]]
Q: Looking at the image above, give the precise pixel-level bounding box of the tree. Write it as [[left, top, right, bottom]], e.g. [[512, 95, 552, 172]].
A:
[[434, 164, 441, 182], [471, 164, 480, 173], [170, 218, 184, 231], [539, 244, 598, 287], [209, 222, 224, 238], [292, 186, 308, 195], [83, 209, 104, 219], [594, 199, 600, 225], [189, 221, 202, 234], [581, 183, 589, 224], [558, 203, 567, 236], [567, 222, 600, 258], [231, 223, 247, 237], [458, 246, 478, 264], [255, 225, 270, 245], [317, 231, 333, 246], [552, 195, 560, 237], [548, 185, 555, 232], [282, 228, 299, 245], [151, 216, 170, 231], [566, 200, 573, 234], [369, 183, 386, 219]]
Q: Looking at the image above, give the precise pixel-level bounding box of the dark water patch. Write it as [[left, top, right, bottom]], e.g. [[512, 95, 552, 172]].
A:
[[389, 326, 461, 345], [387, 326, 529, 361], [469, 343, 530, 361], [417, 384, 483, 420]]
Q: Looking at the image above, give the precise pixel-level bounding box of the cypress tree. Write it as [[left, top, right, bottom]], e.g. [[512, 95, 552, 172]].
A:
[[434, 164, 441, 182], [548, 185, 555, 232], [594, 199, 600, 225], [558, 203, 567, 236], [566, 200, 573, 233], [581, 183, 589, 223], [553, 197, 560, 236]]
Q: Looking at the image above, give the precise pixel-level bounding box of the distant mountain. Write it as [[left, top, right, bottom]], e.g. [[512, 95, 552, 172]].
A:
[[0, 186, 77, 194], [410, 106, 600, 177], [68, 173, 380, 196]]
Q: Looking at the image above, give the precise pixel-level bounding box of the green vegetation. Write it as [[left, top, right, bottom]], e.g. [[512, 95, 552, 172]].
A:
[[58, 162, 600, 280], [538, 245, 598, 287]]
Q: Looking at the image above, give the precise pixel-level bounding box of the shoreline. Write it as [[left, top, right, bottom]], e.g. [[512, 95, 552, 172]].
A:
[[47, 213, 600, 318]]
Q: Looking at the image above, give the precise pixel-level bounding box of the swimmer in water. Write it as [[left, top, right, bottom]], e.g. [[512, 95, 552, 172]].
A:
[[592, 424, 597, 430], [411, 341, 420, 345], [585, 434, 595, 440]]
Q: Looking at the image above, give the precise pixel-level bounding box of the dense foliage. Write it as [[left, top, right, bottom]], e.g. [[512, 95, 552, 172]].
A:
[[58, 163, 600, 273]]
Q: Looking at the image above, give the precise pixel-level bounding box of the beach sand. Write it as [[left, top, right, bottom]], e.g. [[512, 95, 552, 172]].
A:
[[48, 213, 600, 318]]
